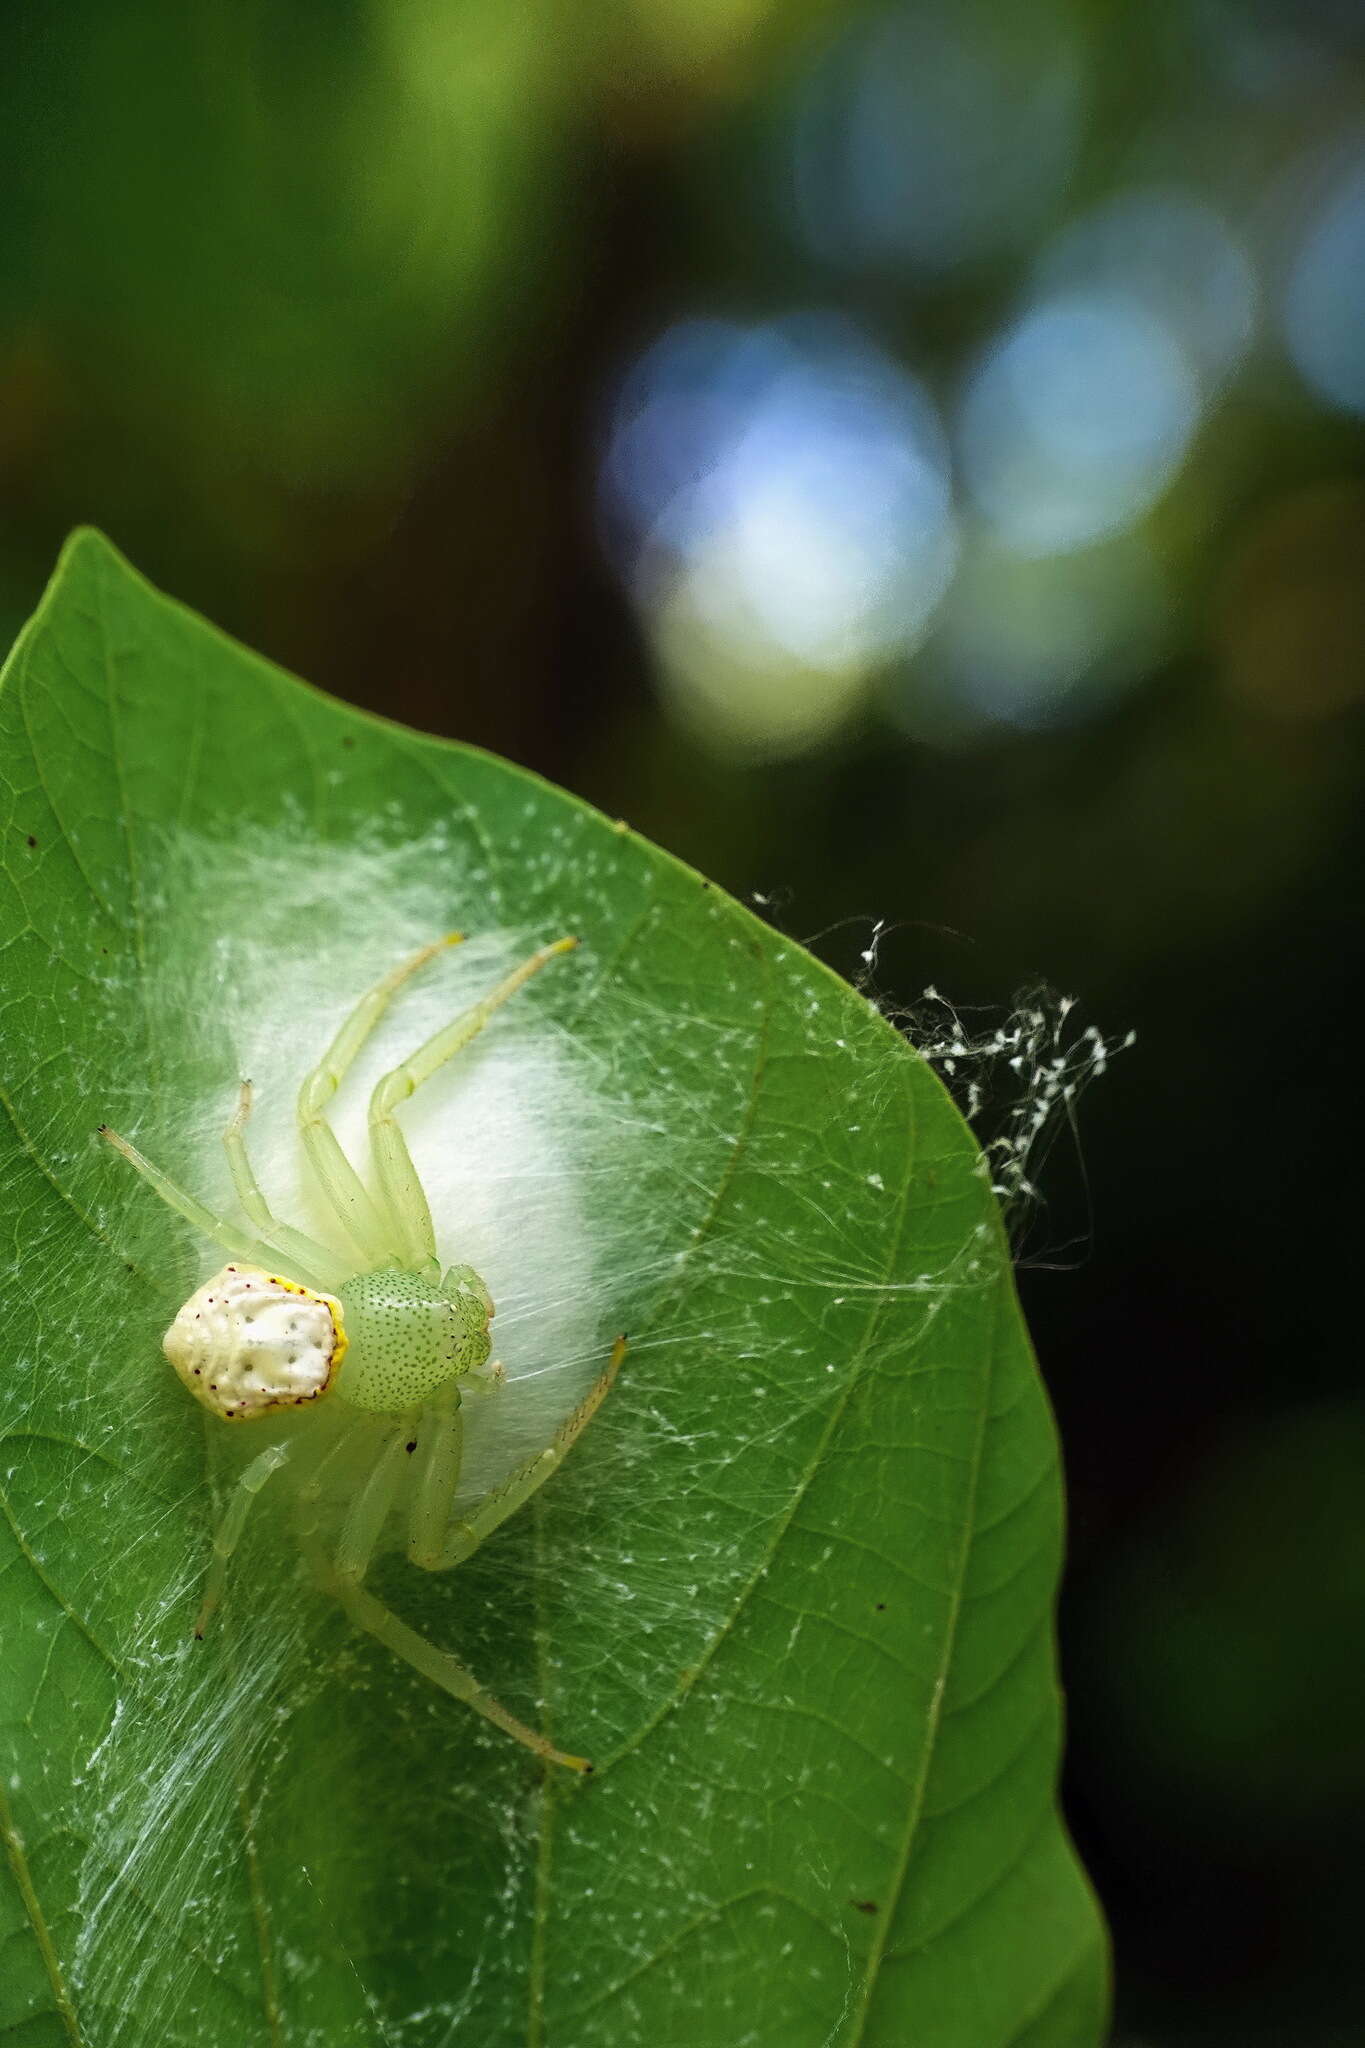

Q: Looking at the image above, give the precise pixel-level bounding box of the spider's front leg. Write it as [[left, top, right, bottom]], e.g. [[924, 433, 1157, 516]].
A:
[[313, 1392, 594, 1773], [421, 1335, 627, 1575], [295, 933, 463, 1266], [333, 1423, 412, 1582], [403, 1360, 502, 1571], [367, 936, 578, 1268], [222, 1082, 348, 1291], [406, 1392, 465, 1573], [324, 1570, 593, 1771]]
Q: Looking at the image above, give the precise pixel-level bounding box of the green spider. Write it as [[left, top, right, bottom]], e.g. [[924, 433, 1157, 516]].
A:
[[100, 933, 623, 1774]]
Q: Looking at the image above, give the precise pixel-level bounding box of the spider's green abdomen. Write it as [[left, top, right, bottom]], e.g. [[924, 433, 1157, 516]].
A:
[[335, 1265, 492, 1413]]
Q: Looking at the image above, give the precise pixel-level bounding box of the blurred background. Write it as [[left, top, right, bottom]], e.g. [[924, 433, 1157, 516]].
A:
[[2, 3, 1362, 2039]]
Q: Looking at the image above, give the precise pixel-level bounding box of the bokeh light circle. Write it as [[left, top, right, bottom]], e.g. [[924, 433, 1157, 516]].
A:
[[1283, 146, 1365, 419], [600, 314, 958, 757], [1035, 186, 1257, 390], [914, 532, 1171, 735], [787, 1, 1085, 276], [959, 290, 1202, 556]]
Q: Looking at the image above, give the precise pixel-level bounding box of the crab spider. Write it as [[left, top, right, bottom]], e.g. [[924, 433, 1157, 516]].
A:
[[100, 933, 623, 1774]]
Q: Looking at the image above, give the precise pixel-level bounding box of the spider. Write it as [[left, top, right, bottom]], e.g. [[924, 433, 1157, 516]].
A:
[[100, 932, 623, 1774]]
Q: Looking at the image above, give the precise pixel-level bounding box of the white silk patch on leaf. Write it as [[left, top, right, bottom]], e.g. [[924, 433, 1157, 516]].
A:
[[142, 823, 622, 1510]]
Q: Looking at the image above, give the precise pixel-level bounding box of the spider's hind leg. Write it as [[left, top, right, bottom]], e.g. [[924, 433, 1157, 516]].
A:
[[194, 1439, 295, 1638]]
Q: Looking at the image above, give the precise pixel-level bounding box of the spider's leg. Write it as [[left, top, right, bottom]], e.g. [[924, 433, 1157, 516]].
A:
[[223, 1082, 350, 1290], [194, 1439, 294, 1638], [319, 1562, 592, 1773], [406, 1394, 465, 1571], [296, 1414, 370, 1507], [307, 1402, 591, 1771], [334, 1425, 411, 1583], [99, 1127, 318, 1278], [368, 936, 578, 1267], [296, 934, 463, 1263], [431, 1335, 625, 1572]]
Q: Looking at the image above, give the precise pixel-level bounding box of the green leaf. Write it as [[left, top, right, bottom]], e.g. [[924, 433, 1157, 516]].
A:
[[0, 531, 1107, 2046]]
